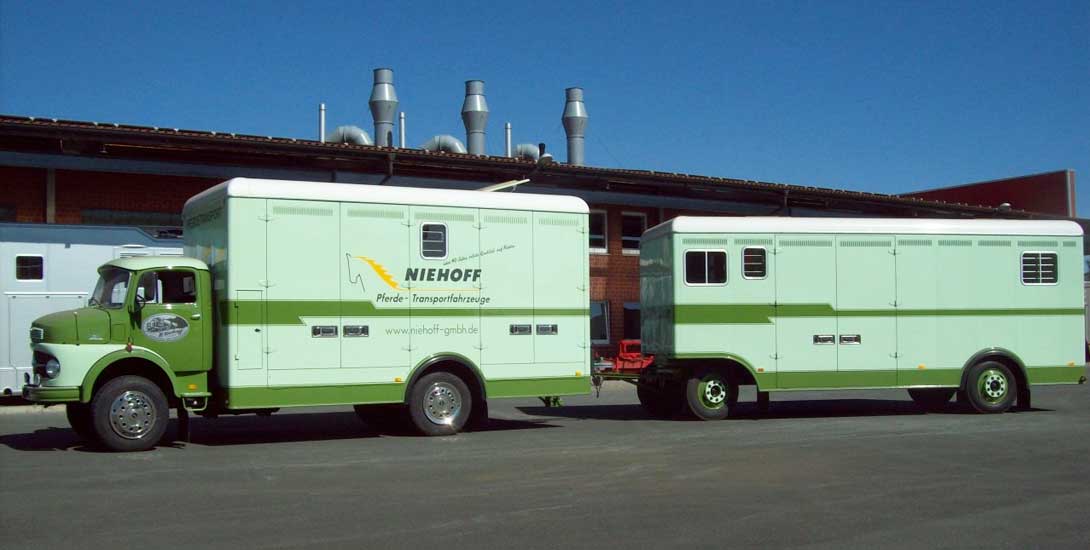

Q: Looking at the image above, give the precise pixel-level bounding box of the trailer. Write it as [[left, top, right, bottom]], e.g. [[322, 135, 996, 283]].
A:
[[637, 216, 1086, 419], [22, 178, 590, 451], [0, 223, 180, 396]]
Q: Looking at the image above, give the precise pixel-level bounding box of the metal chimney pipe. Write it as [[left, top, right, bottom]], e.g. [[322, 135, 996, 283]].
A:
[[319, 103, 326, 143], [369, 68, 398, 147], [561, 87, 588, 165], [461, 80, 488, 155], [399, 112, 406, 148], [504, 122, 512, 157]]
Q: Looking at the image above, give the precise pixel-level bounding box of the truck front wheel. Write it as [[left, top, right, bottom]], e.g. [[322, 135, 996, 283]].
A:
[[65, 403, 95, 441], [685, 367, 737, 420], [408, 372, 471, 436], [90, 376, 169, 452]]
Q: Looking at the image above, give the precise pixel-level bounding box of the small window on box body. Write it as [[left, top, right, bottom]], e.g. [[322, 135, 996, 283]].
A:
[[742, 248, 767, 279], [15, 255, 44, 281], [685, 250, 727, 285], [421, 223, 447, 259]]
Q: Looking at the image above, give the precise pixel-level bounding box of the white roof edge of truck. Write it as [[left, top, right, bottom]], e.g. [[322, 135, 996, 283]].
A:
[[644, 216, 1084, 240], [104, 256, 210, 271], [184, 177, 590, 215]]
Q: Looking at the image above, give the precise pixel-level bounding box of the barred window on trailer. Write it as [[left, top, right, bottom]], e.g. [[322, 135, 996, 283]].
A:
[[685, 250, 727, 285], [1021, 252, 1058, 284], [421, 223, 447, 258], [15, 255, 44, 281], [742, 248, 767, 279]]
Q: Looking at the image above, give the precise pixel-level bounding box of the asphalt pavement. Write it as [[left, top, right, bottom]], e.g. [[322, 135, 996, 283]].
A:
[[1, 381, 1088, 549]]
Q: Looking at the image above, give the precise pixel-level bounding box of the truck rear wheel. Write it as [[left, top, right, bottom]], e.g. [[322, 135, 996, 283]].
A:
[[685, 367, 737, 420], [408, 372, 471, 436], [65, 402, 95, 441], [965, 361, 1017, 414], [637, 384, 683, 418], [90, 375, 169, 452], [907, 388, 956, 410]]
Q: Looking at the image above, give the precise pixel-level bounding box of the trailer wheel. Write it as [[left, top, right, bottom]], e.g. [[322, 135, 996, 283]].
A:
[[354, 404, 409, 433], [907, 388, 956, 411], [65, 402, 95, 441], [685, 367, 737, 420], [90, 375, 169, 452], [408, 372, 471, 436], [965, 361, 1017, 414], [637, 384, 683, 418]]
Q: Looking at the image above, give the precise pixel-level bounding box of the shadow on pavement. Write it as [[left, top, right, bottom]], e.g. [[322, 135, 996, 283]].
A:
[[0, 411, 558, 451], [519, 399, 1050, 421]]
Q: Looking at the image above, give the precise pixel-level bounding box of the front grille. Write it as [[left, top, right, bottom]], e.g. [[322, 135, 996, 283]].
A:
[[30, 327, 44, 343]]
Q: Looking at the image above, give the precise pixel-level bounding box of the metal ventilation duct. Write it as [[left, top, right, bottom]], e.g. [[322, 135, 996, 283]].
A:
[[421, 134, 467, 154], [513, 143, 540, 161], [369, 68, 398, 147], [461, 80, 488, 155], [325, 125, 373, 145], [561, 87, 587, 166]]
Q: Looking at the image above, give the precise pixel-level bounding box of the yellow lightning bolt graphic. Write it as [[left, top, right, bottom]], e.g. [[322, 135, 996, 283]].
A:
[[356, 256, 403, 290]]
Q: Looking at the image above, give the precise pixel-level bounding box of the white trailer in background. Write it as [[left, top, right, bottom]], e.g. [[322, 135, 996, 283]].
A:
[[0, 223, 181, 395]]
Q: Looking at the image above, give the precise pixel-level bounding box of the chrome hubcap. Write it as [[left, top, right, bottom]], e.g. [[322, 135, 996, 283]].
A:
[[109, 390, 157, 439], [980, 370, 1008, 402], [703, 379, 727, 405], [422, 382, 461, 425]]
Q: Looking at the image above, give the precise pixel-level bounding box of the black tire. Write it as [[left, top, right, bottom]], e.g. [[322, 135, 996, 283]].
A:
[[407, 372, 471, 436], [907, 388, 956, 411], [65, 402, 95, 441], [685, 367, 738, 421], [354, 404, 409, 433], [637, 384, 683, 418], [90, 376, 169, 452], [964, 361, 1018, 414]]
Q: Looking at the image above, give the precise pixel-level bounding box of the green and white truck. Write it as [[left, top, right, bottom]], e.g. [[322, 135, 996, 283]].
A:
[[638, 216, 1086, 419], [23, 178, 591, 450]]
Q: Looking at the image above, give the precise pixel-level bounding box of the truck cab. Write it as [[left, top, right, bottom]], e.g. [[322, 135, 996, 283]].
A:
[[23, 256, 212, 451]]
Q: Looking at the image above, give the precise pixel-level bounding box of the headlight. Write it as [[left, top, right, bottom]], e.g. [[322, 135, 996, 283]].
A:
[[43, 358, 61, 379]]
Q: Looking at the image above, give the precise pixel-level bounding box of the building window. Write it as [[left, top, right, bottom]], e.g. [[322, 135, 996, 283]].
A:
[[685, 250, 727, 285], [742, 247, 767, 279], [1021, 252, 1058, 285], [591, 301, 610, 344], [623, 302, 640, 340], [421, 223, 447, 259], [589, 211, 607, 253], [621, 212, 646, 254], [15, 255, 44, 281]]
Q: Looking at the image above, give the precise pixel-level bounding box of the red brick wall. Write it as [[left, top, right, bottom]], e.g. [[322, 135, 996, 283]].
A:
[[54, 170, 220, 224], [1, 166, 47, 222]]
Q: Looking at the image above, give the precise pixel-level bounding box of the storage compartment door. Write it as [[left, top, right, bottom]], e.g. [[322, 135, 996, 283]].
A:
[[835, 236, 897, 384], [479, 210, 534, 376], [774, 235, 837, 387], [532, 212, 587, 365]]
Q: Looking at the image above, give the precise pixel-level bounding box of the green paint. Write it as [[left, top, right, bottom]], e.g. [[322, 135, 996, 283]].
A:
[[227, 383, 406, 409], [776, 370, 898, 389], [23, 385, 80, 403], [221, 299, 588, 326], [486, 376, 591, 398], [896, 369, 962, 387], [1026, 366, 1086, 384], [673, 303, 1083, 325]]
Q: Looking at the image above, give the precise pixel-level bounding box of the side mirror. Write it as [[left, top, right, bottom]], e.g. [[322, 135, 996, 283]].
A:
[[128, 294, 145, 314]]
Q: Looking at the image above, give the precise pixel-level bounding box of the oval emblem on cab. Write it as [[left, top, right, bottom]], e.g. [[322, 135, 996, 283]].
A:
[[141, 313, 190, 342]]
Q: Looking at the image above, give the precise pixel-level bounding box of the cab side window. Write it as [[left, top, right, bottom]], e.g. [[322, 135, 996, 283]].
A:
[[137, 271, 197, 304]]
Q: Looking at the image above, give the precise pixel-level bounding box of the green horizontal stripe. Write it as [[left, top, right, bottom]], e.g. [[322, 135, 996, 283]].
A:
[[674, 304, 1083, 325], [1027, 365, 1085, 384], [221, 300, 588, 326], [486, 376, 591, 398]]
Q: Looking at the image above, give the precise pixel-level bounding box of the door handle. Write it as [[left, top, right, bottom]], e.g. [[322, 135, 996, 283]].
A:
[[191, 313, 202, 320]]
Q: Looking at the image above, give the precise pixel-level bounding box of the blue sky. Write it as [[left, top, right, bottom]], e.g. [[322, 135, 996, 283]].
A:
[[2, 1, 1087, 214]]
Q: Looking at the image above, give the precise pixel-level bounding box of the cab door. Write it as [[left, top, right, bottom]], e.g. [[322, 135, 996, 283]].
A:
[[131, 268, 206, 372]]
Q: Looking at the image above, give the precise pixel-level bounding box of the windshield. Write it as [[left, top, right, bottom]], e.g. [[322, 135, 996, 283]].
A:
[[90, 267, 132, 309]]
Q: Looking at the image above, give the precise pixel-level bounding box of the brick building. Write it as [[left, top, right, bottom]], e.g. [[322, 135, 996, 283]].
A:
[[0, 115, 1082, 358]]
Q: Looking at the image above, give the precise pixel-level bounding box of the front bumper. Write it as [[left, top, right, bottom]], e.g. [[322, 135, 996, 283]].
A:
[[22, 384, 80, 403]]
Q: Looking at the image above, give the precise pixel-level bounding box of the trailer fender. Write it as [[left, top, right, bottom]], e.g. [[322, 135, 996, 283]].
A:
[[403, 352, 488, 403]]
